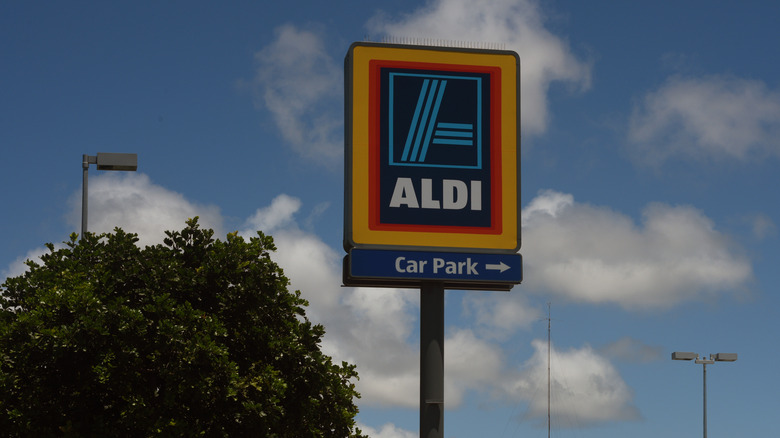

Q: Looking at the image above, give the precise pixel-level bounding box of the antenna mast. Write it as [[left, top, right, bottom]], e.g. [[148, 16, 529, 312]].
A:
[[547, 302, 551, 438]]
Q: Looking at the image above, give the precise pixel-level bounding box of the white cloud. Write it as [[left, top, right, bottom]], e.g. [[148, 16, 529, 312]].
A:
[[248, 25, 342, 165], [242, 194, 302, 234], [523, 189, 573, 217], [7, 174, 220, 280], [445, 329, 506, 406], [358, 422, 416, 438], [522, 190, 753, 309], [508, 339, 639, 427], [599, 337, 663, 364], [1, 246, 50, 280], [367, 0, 591, 137], [629, 75, 780, 164], [462, 292, 540, 339], [68, 173, 223, 248], [748, 213, 777, 240]]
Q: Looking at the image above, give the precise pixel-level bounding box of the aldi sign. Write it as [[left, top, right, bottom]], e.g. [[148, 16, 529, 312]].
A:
[[345, 42, 520, 254]]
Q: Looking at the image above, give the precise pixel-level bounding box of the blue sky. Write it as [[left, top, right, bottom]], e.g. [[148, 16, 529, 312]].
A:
[[2, 1, 779, 436]]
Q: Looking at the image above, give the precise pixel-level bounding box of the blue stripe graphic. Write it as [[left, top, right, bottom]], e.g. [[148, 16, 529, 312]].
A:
[[408, 80, 441, 162], [437, 123, 473, 130], [401, 79, 430, 162], [431, 121, 474, 147], [432, 138, 473, 146], [434, 130, 472, 138], [418, 80, 447, 162]]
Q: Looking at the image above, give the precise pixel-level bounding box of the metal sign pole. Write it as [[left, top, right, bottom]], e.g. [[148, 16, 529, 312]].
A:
[[420, 282, 444, 438]]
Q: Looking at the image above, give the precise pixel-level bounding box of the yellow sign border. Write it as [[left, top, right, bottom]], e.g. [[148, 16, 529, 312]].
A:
[[345, 43, 520, 252]]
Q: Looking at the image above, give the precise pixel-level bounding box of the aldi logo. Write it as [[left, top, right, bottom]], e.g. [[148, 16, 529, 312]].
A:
[[345, 43, 520, 253], [389, 72, 483, 169]]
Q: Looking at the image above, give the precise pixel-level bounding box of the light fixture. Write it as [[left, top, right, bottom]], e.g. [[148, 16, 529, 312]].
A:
[[672, 351, 737, 438], [81, 153, 138, 238]]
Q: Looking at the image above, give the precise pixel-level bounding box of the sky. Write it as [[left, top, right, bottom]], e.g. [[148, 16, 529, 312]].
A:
[[2, 1, 779, 436]]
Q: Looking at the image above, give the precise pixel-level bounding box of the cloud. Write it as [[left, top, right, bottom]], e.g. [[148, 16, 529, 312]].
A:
[[242, 194, 302, 234], [67, 173, 223, 248], [445, 329, 507, 406], [507, 339, 639, 427], [628, 75, 780, 164], [462, 292, 541, 340], [599, 337, 663, 364], [367, 0, 591, 137], [748, 213, 777, 240], [522, 190, 753, 309], [247, 25, 342, 166], [6, 174, 222, 280], [358, 423, 416, 438], [1, 246, 50, 281]]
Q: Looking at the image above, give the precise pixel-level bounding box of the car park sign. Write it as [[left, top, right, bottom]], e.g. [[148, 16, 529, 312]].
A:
[[346, 248, 522, 291]]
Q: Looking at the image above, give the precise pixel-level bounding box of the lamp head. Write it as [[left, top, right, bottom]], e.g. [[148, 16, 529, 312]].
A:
[[713, 353, 738, 362], [672, 351, 699, 361], [96, 153, 138, 171]]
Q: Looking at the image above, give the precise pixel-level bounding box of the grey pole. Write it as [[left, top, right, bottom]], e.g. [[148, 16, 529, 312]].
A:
[[702, 362, 707, 438], [420, 282, 444, 438], [81, 154, 90, 238]]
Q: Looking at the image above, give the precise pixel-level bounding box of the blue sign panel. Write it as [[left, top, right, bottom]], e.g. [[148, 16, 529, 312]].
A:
[[349, 249, 522, 284], [379, 67, 493, 229]]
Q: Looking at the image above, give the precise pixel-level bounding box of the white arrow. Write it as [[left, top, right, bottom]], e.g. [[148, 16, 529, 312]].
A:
[[485, 262, 510, 273]]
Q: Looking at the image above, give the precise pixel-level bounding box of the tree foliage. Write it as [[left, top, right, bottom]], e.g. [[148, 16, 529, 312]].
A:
[[0, 219, 365, 437]]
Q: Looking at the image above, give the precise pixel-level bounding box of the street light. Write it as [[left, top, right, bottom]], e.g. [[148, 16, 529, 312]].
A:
[[672, 351, 737, 438], [81, 153, 138, 238]]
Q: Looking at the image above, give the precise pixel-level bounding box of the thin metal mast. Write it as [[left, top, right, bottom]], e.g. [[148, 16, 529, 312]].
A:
[[547, 302, 551, 438]]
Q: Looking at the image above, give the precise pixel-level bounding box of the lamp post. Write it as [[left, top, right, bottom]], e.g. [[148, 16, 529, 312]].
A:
[[672, 351, 737, 438], [81, 153, 138, 238]]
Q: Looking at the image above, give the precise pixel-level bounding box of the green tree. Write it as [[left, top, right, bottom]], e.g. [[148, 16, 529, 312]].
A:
[[0, 219, 365, 437]]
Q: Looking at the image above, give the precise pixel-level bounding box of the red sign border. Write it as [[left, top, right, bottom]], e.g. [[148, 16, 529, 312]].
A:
[[367, 59, 504, 235]]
